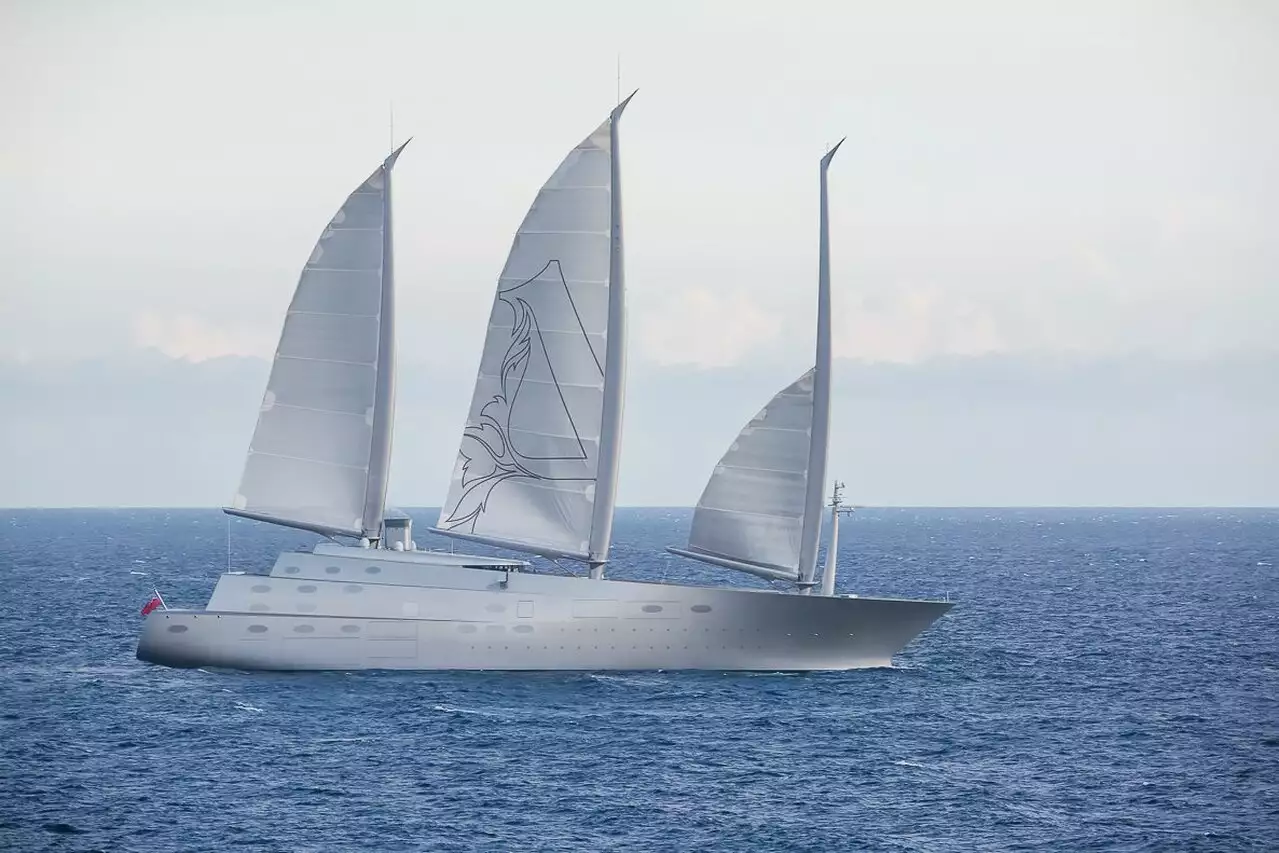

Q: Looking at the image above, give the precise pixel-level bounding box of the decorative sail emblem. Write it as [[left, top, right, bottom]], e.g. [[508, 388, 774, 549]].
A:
[[437, 98, 632, 561], [441, 259, 604, 533]]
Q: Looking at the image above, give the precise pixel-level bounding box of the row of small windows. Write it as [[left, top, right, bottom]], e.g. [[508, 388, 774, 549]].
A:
[[281, 565, 383, 575], [201, 623, 365, 635], [251, 584, 364, 594], [247, 586, 713, 618]]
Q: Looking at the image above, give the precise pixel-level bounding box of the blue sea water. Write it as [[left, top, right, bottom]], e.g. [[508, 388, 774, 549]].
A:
[[0, 507, 1275, 852]]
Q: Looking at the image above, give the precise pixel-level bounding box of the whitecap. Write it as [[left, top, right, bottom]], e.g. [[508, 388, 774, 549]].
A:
[[589, 673, 666, 687], [432, 704, 498, 717]]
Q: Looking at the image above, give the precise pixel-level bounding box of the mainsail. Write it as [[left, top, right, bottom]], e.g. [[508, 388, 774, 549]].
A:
[[435, 97, 634, 563], [670, 140, 843, 585], [228, 142, 409, 539]]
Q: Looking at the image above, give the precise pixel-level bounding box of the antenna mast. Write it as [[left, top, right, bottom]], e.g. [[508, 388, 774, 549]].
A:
[[820, 480, 855, 596]]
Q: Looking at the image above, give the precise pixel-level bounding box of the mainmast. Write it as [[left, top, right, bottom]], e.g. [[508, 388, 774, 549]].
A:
[[586, 91, 636, 580]]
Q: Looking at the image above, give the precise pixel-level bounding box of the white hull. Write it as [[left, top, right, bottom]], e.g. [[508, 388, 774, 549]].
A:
[[137, 546, 952, 671]]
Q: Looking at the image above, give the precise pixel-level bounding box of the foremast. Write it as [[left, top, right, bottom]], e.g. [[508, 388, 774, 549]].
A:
[[796, 138, 844, 592]]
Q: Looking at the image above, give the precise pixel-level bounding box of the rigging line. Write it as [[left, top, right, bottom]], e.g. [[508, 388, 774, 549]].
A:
[[226, 515, 232, 572]]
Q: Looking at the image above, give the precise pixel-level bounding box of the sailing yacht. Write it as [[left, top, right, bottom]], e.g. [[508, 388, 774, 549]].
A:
[[137, 102, 953, 671]]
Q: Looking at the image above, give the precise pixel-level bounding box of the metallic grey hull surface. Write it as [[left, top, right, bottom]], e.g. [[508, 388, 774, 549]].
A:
[[137, 548, 952, 671]]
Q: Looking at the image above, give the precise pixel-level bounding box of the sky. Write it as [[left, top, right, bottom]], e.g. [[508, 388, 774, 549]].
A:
[[1, 0, 1276, 507]]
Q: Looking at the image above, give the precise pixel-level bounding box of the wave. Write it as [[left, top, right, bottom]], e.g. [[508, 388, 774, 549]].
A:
[[432, 704, 500, 718]]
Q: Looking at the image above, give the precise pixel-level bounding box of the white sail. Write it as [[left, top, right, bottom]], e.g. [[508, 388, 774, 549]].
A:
[[436, 98, 634, 562], [670, 140, 843, 585], [228, 142, 408, 539], [678, 370, 817, 576]]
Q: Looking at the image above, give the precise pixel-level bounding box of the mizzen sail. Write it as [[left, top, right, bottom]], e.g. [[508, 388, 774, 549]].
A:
[[228, 142, 408, 539], [435, 98, 634, 562]]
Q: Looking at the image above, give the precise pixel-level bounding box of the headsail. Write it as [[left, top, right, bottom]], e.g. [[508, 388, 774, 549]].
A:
[[227, 142, 409, 539], [435, 97, 634, 563], [670, 140, 842, 585]]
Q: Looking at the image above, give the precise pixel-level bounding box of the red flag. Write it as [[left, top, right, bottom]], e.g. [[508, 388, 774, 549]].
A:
[[141, 596, 163, 616]]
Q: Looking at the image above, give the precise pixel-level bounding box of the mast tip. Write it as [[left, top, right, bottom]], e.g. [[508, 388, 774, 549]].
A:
[[821, 136, 845, 166], [385, 137, 413, 167], [613, 89, 639, 118]]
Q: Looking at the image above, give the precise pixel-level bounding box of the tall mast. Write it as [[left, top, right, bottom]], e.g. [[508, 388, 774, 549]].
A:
[[797, 139, 844, 590], [587, 91, 636, 579], [361, 139, 410, 541]]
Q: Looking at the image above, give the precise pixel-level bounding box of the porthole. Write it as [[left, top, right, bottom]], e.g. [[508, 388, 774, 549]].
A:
[[297, 585, 317, 594], [325, 566, 341, 575], [459, 624, 478, 634], [293, 624, 315, 634], [166, 624, 188, 634], [513, 625, 533, 634], [364, 565, 382, 575], [284, 566, 300, 574], [484, 603, 506, 613], [251, 584, 271, 593], [343, 584, 363, 594], [691, 604, 712, 613], [250, 603, 270, 612], [340, 624, 361, 634], [247, 625, 268, 634], [297, 603, 318, 613], [642, 604, 663, 613]]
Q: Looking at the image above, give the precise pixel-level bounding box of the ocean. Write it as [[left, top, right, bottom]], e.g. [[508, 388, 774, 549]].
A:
[[1, 508, 1275, 852]]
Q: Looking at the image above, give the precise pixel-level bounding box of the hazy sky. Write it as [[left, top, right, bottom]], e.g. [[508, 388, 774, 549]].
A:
[[2, 1, 1276, 507]]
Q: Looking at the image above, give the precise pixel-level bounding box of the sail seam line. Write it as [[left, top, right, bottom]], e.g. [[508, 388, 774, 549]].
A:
[[502, 426, 601, 442], [270, 402, 370, 419], [286, 310, 379, 318], [519, 230, 610, 236], [497, 277, 607, 285], [696, 505, 804, 522], [507, 477, 594, 495], [475, 373, 603, 390], [716, 462, 807, 475], [485, 325, 603, 337], [246, 449, 369, 471], [276, 355, 375, 367]]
